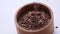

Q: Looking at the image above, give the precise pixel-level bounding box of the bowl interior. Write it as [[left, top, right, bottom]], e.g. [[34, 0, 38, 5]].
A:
[[16, 3, 51, 22]]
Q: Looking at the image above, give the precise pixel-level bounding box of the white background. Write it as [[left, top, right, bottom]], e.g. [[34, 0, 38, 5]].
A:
[[0, 0, 60, 34]]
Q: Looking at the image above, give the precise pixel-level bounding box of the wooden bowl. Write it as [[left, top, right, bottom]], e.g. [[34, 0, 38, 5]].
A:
[[15, 2, 54, 34]]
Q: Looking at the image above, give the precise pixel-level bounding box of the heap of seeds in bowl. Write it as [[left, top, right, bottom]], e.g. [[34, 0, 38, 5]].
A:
[[18, 4, 50, 30]]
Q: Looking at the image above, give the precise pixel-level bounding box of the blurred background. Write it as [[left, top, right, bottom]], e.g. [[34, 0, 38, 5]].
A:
[[0, 0, 60, 34]]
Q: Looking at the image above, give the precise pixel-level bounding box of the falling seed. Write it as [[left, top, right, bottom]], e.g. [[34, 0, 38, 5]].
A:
[[55, 26, 58, 28]]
